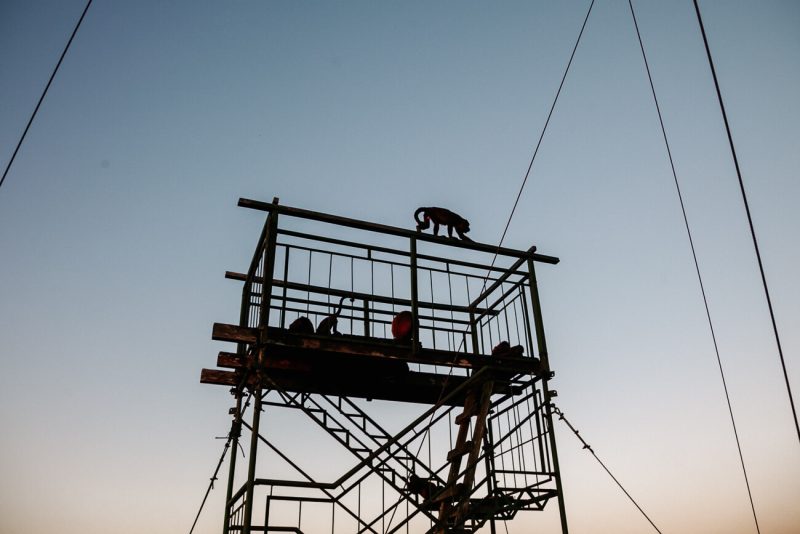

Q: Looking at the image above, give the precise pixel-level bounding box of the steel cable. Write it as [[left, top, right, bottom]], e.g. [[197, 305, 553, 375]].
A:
[[1, 0, 93, 191], [627, 1, 761, 531], [693, 0, 799, 446]]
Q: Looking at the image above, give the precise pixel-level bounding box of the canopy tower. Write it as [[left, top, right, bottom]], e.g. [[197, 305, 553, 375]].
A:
[[200, 197, 568, 533]]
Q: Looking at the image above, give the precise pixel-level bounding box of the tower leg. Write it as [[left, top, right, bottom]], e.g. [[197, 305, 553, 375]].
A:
[[222, 393, 243, 534], [544, 389, 569, 534], [242, 387, 263, 534]]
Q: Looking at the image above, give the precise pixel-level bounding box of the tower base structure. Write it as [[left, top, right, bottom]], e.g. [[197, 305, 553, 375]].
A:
[[200, 198, 568, 534]]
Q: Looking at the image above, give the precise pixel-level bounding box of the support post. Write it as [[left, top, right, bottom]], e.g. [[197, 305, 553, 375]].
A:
[[469, 310, 480, 356], [242, 387, 263, 534], [222, 393, 243, 534], [280, 247, 290, 328], [409, 237, 419, 355], [362, 300, 370, 338], [259, 198, 280, 337], [526, 259, 568, 534], [485, 420, 498, 534], [244, 199, 279, 534]]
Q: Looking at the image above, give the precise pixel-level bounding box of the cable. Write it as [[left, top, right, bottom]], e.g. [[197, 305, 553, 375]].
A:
[[189, 393, 251, 534], [627, 1, 761, 532], [551, 404, 663, 534], [693, 0, 800, 446], [455, 0, 596, 356], [481, 0, 595, 286], [188, 423, 238, 534], [0, 0, 93, 191]]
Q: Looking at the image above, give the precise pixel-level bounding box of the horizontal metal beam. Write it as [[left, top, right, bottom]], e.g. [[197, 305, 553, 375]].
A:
[[238, 197, 559, 264], [277, 229, 533, 276], [224, 273, 500, 316], [469, 255, 528, 309]]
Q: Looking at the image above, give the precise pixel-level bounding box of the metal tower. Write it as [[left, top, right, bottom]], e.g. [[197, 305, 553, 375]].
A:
[[201, 197, 568, 533]]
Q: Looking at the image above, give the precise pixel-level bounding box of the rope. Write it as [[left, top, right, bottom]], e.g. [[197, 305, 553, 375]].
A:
[[551, 404, 662, 534], [627, 1, 761, 532], [1, 0, 93, 191], [693, 0, 800, 446]]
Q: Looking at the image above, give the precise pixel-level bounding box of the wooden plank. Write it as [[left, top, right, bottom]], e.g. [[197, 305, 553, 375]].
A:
[[217, 352, 243, 369], [200, 369, 241, 387], [447, 440, 474, 461], [217, 350, 318, 373], [212, 323, 258, 344]]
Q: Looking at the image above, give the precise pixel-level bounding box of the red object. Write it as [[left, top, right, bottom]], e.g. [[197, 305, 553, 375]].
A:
[[392, 311, 414, 341]]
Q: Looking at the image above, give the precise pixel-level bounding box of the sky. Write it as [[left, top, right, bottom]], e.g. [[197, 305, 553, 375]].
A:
[[0, 1, 798, 533]]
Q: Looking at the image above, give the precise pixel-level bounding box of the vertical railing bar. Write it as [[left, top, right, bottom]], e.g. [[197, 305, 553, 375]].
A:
[[428, 267, 436, 351], [446, 262, 456, 351], [280, 246, 290, 328], [351, 256, 355, 334], [409, 238, 419, 357], [265, 490, 272, 533], [307, 250, 312, 313], [514, 401, 529, 488], [327, 253, 334, 309], [511, 289, 522, 347], [502, 285, 512, 344], [369, 249, 374, 337], [520, 282, 535, 359], [525, 390, 541, 487], [390, 264, 396, 314]]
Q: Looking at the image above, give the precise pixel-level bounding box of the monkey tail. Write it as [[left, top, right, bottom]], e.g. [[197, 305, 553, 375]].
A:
[[334, 295, 353, 317], [414, 207, 431, 231]]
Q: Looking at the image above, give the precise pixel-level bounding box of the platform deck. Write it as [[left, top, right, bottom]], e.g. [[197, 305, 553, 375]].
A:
[[202, 325, 542, 405]]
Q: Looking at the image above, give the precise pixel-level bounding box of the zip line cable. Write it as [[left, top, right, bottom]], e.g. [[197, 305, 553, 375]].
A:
[[693, 0, 800, 446], [551, 404, 663, 534], [627, 1, 761, 531], [482, 0, 595, 285], [0, 0, 93, 191], [453, 0, 596, 355]]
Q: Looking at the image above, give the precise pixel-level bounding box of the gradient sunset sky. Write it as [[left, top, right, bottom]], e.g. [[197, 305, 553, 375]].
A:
[[1, 1, 798, 533]]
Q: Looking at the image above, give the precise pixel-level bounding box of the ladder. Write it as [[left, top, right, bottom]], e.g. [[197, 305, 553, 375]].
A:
[[432, 374, 495, 534]]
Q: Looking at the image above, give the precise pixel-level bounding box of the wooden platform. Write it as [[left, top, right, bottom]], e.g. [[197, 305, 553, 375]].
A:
[[202, 323, 543, 405]]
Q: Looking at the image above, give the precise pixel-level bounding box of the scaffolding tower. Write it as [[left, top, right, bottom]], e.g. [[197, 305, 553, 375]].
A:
[[200, 198, 568, 534]]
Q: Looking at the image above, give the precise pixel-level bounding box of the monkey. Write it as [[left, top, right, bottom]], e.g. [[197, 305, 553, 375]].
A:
[[491, 340, 544, 379], [406, 474, 443, 501], [414, 207, 473, 242], [391, 310, 415, 342], [288, 316, 314, 334], [316, 296, 353, 336], [491, 341, 524, 358]]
